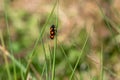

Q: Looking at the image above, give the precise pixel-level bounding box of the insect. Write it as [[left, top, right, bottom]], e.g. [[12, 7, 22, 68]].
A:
[[50, 24, 56, 39]]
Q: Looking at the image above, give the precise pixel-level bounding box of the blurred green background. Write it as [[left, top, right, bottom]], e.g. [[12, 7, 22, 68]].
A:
[[0, 0, 120, 80]]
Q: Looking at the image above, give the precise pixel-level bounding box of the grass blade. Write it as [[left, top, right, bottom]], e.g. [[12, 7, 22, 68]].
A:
[[48, 44, 52, 80], [51, 0, 59, 79], [60, 44, 78, 80], [25, 0, 58, 77], [100, 44, 104, 80], [0, 32, 11, 80], [96, 1, 120, 53], [69, 34, 89, 80], [40, 63, 46, 80], [41, 40, 48, 79]]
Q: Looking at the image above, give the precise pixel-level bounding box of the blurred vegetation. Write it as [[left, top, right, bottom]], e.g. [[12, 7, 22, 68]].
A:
[[0, 0, 120, 80]]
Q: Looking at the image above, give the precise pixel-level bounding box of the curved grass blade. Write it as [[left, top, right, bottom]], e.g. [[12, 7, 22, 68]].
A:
[[100, 44, 104, 80], [48, 44, 52, 80], [40, 63, 46, 80], [69, 34, 89, 80], [60, 44, 78, 80], [25, 0, 58, 78], [51, 0, 59, 80], [41, 40, 48, 79], [0, 32, 11, 80], [95, 1, 120, 53]]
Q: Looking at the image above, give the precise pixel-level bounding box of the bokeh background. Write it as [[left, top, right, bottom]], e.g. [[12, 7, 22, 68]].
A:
[[0, 0, 120, 80]]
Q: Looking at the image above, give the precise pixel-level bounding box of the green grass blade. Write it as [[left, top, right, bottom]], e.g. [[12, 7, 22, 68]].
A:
[[60, 45, 78, 80], [7, 54, 26, 73], [40, 63, 46, 80], [3, 0, 16, 80], [21, 70, 25, 80], [0, 32, 5, 47], [25, 0, 58, 77], [4, 0, 13, 55], [51, 0, 59, 79], [0, 33, 26, 78], [100, 44, 104, 80], [41, 40, 48, 79], [0, 32, 11, 80], [69, 35, 89, 80], [96, 2, 120, 53], [20, 60, 25, 80], [13, 61, 17, 80], [51, 33, 57, 80], [48, 44, 52, 80]]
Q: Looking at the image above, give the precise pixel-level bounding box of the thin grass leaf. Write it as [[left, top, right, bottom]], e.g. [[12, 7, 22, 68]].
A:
[[51, 33, 57, 80], [51, 34, 57, 80], [40, 63, 46, 80], [69, 34, 89, 80], [0, 33, 26, 78], [0, 32, 5, 48], [21, 70, 25, 80], [95, 2, 120, 79], [13, 61, 17, 80], [51, 0, 59, 80], [0, 46, 26, 74], [7, 54, 26, 73], [48, 44, 52, 80], [20, 60, 25, 80], [0, 32, 11, 80], [25, 0, 58, 77], [4, 0, 13, 55], [96, 1, 120, 53], [3, 1, 15, 80], [41, 40, 48, 79], [100, 44, 104, 80], [60, 44, 78, 80]]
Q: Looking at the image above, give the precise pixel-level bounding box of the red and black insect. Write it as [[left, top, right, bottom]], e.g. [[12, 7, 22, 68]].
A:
[[50, 25, 56, 39]]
